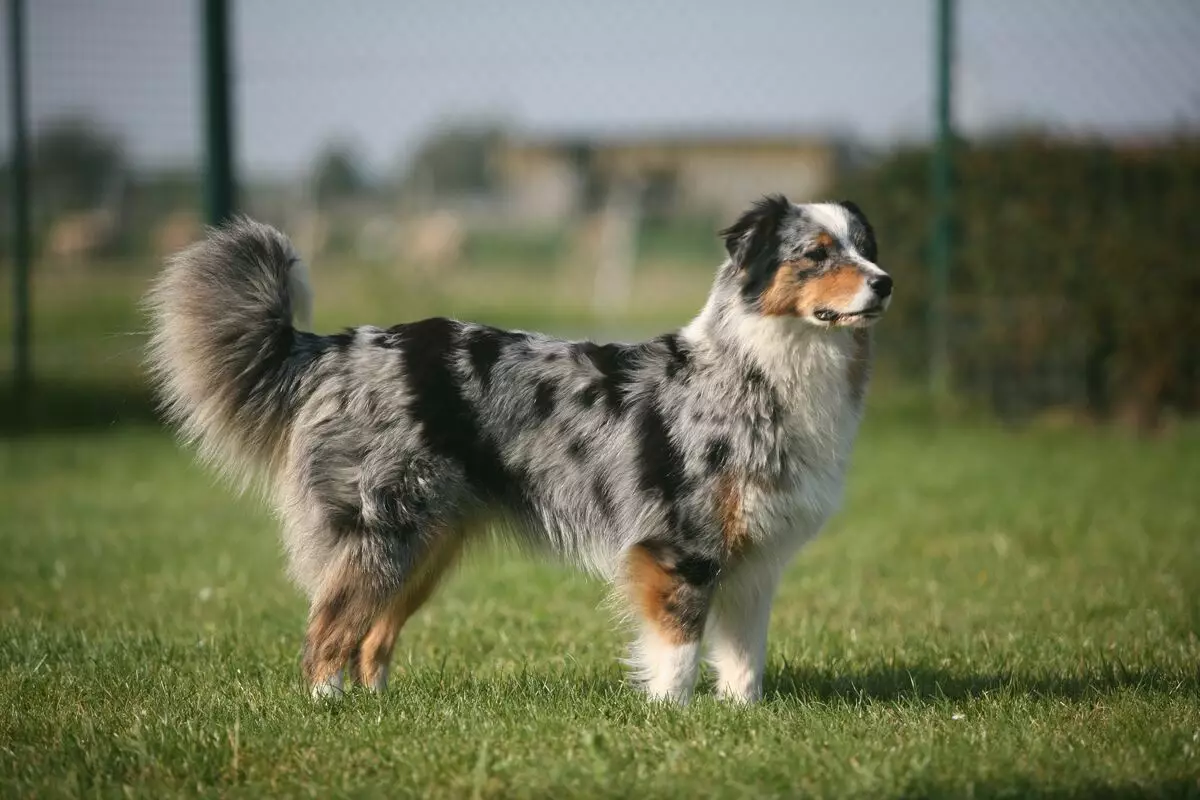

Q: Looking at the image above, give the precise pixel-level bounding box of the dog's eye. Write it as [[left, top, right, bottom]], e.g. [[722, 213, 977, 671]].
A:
[[804, 247, 828, 262]]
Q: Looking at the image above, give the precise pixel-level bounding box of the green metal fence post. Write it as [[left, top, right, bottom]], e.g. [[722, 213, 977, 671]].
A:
[[8, 0, 32, 417], [930, 0, 955, 399], [202, 0, 236, 225]]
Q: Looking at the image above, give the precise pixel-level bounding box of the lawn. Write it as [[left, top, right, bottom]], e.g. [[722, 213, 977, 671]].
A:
[[1, 412, 1198, 797]]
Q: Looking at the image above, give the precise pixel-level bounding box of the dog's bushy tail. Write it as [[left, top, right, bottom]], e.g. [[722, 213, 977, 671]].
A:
[[146, 217, 314, 481]]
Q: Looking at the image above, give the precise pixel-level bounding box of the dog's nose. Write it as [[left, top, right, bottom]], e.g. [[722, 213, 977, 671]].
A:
[[869, 274, 893, 299]]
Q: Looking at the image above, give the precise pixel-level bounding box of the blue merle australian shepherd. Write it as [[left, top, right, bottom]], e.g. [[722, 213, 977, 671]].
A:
[[147, 195, 892, 704]]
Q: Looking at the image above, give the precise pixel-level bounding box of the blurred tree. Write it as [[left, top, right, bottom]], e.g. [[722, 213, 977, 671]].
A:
[[400, 122, 506, 201], [32, 116, 127, 214], [311, 141, 369, 208]]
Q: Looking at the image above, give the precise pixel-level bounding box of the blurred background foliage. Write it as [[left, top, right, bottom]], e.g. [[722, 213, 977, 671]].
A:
[[1, 1, 1198, 434]]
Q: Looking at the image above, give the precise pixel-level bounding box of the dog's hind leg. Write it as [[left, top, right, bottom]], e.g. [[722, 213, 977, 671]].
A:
[[353, 530, 464, 692], [302, 547, 395, 699]]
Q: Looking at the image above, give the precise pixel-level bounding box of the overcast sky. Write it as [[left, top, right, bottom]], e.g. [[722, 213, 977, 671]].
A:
[[3, 0, 1198, 175]]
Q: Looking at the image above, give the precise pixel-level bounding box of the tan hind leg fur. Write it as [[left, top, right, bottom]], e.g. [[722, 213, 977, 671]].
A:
[[303, 531, 464, 698], [353, 534, 464, 691]]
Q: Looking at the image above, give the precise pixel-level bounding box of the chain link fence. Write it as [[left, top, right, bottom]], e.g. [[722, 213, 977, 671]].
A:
[[849, 0, 1200, 428], [3, 0, 1198, 430]]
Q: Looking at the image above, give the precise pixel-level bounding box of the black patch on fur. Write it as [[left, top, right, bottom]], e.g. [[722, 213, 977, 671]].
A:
[[838, 200, 879, 263], [318, 490, 362, 537], [396, 317, 519, 501], [568, 437, 589, 462], [464, 326, 521, 391], [719, 194, 791, 301], [578, 384, 601, 408], [638, 539, 719, 587], [366, 485, 430, 532], [592, 477, 616, 519], [705, 439, 731, 474], [636, 397, 686, 504], [743, 364, 769, 391], [328, 330, 356, 353], [636, 393, 698, 542], [657, 333, 691, 379], [675, 553, 720, 586], [576, 342, 637, 414], [545, 352, 559, 362], [533, 379, 557, 421]]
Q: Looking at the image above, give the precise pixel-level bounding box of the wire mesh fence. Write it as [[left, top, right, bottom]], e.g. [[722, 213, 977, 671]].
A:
[[3, 0, 1198, 430]]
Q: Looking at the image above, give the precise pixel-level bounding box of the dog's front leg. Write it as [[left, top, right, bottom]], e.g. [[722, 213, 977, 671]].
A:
[[704, 557, 782, 703]]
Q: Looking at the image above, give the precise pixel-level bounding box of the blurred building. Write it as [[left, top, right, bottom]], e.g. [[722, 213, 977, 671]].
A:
[[498, 130, 851, 224]]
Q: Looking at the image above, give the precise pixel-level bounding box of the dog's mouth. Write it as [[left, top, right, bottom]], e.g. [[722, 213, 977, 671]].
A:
[[814, 305, 885, 325]]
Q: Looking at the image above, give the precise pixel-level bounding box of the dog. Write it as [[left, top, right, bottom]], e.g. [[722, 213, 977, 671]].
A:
[[146, 195, 891, 704]]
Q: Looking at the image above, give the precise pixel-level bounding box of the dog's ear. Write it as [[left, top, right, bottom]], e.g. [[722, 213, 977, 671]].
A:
[[837, 200, 878, 263], [719, 195, 791, 286]]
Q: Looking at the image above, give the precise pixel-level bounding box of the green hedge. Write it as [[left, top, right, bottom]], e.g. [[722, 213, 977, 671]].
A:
[[831, 137, 1200, 427]]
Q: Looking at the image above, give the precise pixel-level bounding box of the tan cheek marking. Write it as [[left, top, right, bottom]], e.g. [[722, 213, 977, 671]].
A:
[[847, 328, 873, 406], [797, 266, 865, 316], [760, 262, 806, 316]]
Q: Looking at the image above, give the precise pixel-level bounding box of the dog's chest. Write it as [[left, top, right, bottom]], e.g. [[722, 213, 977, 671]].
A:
[[741, 363, 863, 548]]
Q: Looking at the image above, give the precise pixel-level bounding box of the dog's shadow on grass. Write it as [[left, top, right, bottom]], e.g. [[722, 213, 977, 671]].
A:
[[762, 660, 1197, 704]]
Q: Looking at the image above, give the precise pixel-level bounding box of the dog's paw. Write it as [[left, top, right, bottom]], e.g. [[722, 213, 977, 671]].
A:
[[310, 670, 345, 701]]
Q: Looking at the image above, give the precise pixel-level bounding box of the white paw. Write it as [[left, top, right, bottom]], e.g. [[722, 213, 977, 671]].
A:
[[644, 685, 693, 705], [715, 685, 762, 704], [311, 669, 345, 700]]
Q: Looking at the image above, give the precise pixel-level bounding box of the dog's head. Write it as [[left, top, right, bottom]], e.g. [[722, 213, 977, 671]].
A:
[[720, 195, 891, 328]]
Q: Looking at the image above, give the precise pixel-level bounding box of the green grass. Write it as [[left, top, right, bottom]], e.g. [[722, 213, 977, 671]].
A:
[[1, 416, 1198, 798]]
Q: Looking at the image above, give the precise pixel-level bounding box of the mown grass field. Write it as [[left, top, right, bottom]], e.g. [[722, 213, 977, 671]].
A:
[[2, 413, 1198, 797], [1, 257, 1199, 797]]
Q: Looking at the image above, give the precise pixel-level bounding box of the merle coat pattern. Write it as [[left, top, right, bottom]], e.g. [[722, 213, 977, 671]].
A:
[[146, 195, 893, 703]]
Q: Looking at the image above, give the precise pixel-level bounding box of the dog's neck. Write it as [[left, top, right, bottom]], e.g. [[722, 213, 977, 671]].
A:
[[683, 264, 868, 454]]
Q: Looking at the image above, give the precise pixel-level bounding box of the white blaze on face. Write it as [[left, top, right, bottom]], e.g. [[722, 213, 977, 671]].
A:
[[804, 203, 890, 316], [803, 203, 854, 244]]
